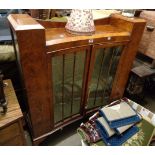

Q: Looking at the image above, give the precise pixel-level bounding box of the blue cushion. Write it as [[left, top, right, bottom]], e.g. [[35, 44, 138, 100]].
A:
[[96, 124, 139, 146], [99, 109, 141, 128]]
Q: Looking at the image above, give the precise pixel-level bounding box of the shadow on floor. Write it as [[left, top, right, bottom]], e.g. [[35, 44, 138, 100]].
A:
[[39, 120, 83, 146]]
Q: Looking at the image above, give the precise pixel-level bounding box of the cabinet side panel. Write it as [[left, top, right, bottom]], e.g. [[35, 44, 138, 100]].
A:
[[15, 29, 52, 138], [111, 22, 146, 100]]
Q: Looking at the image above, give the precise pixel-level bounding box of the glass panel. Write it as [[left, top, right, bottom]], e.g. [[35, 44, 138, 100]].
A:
[[63, 53, 74, 119], [95, 47, 114, 107], [52, 56, 63, 123], [104, 46, 123, 99], [72, 52, 86, 115], [87, 46, 123, 109], [87, 48, 105, 109], [52, 51, 86, 123], [63, 51, 86, 118]]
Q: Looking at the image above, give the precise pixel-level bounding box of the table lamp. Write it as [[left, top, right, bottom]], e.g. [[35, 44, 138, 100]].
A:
[[65, 9, 95, 35]]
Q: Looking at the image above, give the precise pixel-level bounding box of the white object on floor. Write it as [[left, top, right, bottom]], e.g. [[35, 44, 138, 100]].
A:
[[81, 139, 88, 146], [132, 102, 139, 110], [151, 115, 155, 126]]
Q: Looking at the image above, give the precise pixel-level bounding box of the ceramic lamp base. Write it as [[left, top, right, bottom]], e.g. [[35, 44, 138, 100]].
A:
[[66, 28, 95, 36]]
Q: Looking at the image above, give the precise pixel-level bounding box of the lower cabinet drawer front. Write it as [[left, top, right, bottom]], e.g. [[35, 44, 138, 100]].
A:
[[0, 122, 20, 144], [2, 135, 24, 146]]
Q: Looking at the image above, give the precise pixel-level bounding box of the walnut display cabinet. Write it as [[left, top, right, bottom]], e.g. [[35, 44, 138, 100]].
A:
[[7, 13, 146, 144]]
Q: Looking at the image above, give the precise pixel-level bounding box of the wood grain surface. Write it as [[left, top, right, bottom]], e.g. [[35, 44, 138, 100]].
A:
[[0, 80, 23, 128]]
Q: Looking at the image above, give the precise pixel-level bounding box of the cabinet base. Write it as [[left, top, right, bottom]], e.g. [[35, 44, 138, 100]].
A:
[[31, 115, 84, 145]]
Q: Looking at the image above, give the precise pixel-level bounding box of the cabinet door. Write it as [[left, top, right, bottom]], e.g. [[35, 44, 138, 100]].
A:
[[48, 47, 90, 125], [86, 45, 124, 110]]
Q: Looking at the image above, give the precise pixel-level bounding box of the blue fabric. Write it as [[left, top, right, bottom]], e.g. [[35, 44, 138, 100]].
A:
[[96, 124, 139, 146], [99, 109, 141, 128], [114, 128, 122, 135], [95, 119, 112, 138]]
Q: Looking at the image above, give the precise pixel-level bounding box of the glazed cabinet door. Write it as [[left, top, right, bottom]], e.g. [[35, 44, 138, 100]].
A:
[[86, 44, 125, 110], [47, 46, 90, 126]]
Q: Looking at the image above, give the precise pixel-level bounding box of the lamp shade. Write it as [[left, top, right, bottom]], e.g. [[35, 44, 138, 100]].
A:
[[65, 9, 95, 35]]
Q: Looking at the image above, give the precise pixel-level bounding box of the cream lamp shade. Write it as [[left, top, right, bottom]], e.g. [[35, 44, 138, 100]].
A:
[[65, 9, 95, 35]]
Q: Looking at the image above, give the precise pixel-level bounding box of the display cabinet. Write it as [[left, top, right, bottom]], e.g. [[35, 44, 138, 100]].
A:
[[8, 13, 145, 144]]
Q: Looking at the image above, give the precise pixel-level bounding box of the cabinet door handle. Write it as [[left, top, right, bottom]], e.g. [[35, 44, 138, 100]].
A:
[[146, 25, 154, 32]]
